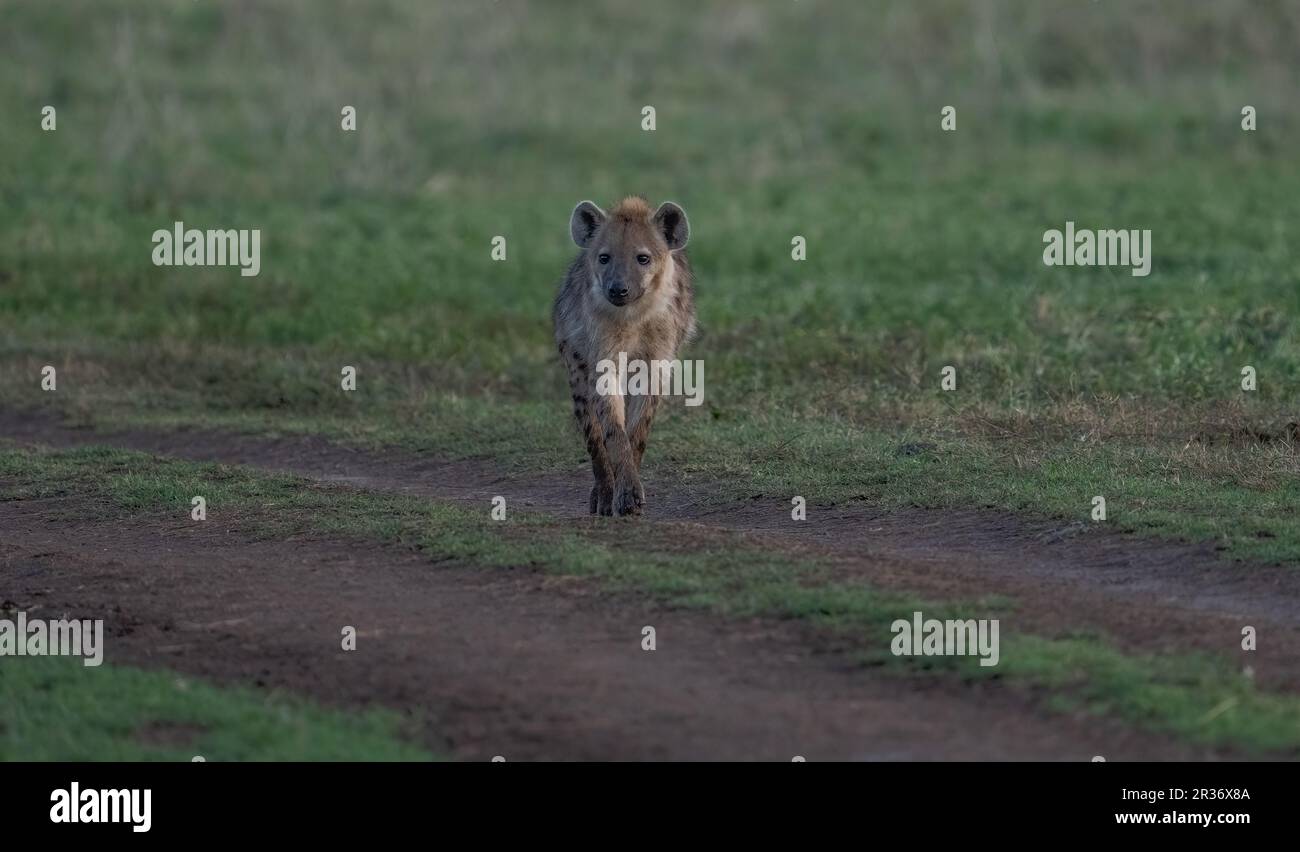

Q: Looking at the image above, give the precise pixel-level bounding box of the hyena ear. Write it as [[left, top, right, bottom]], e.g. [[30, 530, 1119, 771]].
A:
[[570, 200, 607, 248], [653, 201, 689, 250]]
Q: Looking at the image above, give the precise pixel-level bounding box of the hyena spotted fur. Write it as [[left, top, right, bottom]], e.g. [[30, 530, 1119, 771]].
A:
[[552, 196, 696, 516]]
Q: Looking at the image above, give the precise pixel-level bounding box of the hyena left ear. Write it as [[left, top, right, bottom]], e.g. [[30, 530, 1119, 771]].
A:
[[653, 201, 689, 250]]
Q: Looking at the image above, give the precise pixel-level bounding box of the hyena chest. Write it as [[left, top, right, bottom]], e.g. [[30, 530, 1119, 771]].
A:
[[593, 322, 686, 400], [595, 313, 680, 365]]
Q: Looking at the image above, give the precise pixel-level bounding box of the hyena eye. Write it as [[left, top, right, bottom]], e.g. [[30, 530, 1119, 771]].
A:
[[636, 254, 651, 265], [597, 253, 611, 265]]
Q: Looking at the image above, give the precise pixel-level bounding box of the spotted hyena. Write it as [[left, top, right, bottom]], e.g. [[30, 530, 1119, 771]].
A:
[[552, 196, 696, 516]]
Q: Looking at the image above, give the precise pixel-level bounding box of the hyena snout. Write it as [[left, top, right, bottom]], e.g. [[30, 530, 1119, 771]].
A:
[[606, 281, 630, 304], [602, 266, 641, 305]]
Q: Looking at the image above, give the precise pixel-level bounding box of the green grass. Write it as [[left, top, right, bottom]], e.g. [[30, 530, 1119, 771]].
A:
[[1003, 637, 1300, 752], [0, 654, 431, 761], [4, 443, 1299, 753], [2, 0, 1298, 560]]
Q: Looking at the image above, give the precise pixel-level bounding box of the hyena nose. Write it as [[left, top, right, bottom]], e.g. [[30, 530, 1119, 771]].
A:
[[608, 284, 629, 299]]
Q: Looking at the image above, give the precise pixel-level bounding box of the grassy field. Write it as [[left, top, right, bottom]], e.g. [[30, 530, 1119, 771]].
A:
[[1, 652, 431, 761], [2, 1, 1299, 759], [3, 0, 1298, 559]]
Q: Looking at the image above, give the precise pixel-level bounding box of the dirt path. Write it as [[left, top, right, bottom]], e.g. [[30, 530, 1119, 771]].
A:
[[3, 410, 1297, 689], [0, 498, 1204, 760], [0, 410, 1295, 759]]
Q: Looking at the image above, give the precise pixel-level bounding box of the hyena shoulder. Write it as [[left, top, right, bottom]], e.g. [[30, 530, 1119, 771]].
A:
[[552, 256, 590, 347]]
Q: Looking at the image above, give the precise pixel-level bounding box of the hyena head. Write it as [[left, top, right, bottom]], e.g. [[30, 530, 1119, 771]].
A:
[[570, 197, 689, 309]]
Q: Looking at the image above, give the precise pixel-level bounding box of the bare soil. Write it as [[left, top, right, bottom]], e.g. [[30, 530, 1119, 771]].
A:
[[2, 410, 1295, 759]]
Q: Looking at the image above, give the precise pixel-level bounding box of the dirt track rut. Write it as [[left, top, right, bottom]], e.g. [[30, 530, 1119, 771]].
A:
[[2, 409, 1295, 759]]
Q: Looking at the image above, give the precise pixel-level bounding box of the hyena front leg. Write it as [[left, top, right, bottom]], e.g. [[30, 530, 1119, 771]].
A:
[[594, 389, 641, 517], [564, 346, 613, 515], [582, 406, 614, 516], [626, 393, 660, 509]]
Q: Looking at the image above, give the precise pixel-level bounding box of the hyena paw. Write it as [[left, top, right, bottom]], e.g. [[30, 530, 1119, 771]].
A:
[[590, 485, 614, 516], [614, 480, 643, 517]]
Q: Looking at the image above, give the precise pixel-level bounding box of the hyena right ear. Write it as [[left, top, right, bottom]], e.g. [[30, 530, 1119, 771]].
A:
[[570, 200, 607, 248]]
